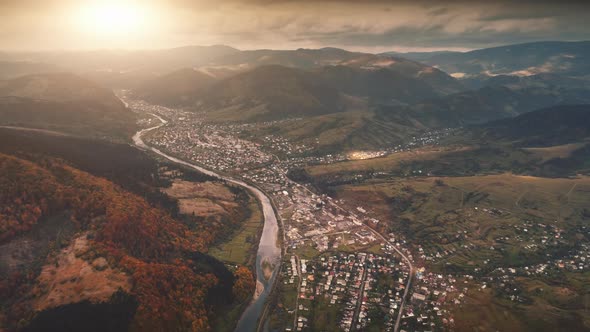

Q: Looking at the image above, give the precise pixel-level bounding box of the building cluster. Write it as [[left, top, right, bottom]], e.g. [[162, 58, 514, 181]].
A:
[[404, 270, 465, 331], [147, 119, 275, 172], [272, 185, 381, 253], [284, 252, 410, 332]]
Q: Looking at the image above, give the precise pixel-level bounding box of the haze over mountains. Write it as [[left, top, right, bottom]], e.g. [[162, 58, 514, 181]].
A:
[[0, 73, 125, 108], [1, 40, 589, 153], [128, 41, 589, 123], [135, 68, 217, 106], [389, 41, 590, 78], [0, 45, 238, 76], [132, 41, 590, 153]]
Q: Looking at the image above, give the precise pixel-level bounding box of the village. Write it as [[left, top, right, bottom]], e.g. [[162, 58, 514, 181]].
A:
[[124, 97, 463, 330], [124, 96, 590, 332], [278, 249, 470, 332]]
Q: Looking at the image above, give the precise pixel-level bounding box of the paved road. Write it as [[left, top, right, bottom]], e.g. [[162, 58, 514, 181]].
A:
[[351, 260, 368, 331], [291, 255, 303, 330], [368, 228, 413, 332]]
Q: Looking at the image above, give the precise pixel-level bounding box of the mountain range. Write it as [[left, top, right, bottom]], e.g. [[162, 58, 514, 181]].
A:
[[389, 41, 590, 78], [2, 39, 590, 332], [136, 64, 462, 122], [1, 40, 589, 152]]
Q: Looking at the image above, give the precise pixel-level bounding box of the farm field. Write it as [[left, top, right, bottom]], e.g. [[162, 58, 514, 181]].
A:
[[209, 198, 264, 266]]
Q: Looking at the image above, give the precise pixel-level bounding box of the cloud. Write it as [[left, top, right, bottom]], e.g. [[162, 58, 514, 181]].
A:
[[0, 0, 588, 51]]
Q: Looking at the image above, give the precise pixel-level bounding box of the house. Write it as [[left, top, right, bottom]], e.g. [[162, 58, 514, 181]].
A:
[[412, 292, 427, 302]]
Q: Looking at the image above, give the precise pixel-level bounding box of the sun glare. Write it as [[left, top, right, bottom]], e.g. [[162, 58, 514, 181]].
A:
[[74, 1, 150, 37]]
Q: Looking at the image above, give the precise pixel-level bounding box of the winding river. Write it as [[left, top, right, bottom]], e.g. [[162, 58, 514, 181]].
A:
[[132, 114, 282, 332]]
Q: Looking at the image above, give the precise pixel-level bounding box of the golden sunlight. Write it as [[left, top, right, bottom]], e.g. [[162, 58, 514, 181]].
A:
[[73, 1, 151, 37]]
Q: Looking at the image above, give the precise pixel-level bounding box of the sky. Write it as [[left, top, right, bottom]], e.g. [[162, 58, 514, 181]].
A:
[[1, 0, 589, 52]]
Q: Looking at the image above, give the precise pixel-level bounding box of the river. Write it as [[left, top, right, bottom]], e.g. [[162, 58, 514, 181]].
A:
[[132, 113, 282, 332]]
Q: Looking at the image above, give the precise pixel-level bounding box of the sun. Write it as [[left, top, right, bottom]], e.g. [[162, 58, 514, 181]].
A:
[[74, 1, 149, 37]]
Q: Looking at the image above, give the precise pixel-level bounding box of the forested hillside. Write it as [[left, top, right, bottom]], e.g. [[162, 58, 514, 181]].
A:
[[0, 136, 255, 331]]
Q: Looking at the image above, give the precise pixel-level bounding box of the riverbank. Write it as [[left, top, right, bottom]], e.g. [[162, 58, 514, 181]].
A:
[[132, 112, 282, 332]]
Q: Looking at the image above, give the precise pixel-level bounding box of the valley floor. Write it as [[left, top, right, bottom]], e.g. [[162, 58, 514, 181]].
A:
[[123, 94, 590, 332]]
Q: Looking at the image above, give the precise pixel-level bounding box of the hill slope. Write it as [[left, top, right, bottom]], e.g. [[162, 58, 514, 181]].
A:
[[0, 73, 136, 140], [0, 73, 125, 109], [386, 85, 590, 128], [143, 63, 455, 112], [0, 152, 214, 331], [0, 61, 62, 80], [134, 68, 217, 106], [202, 48, 464, 92], [143, 62, 463, 122], [459, 72, 590, 90], [315, 65, 440, 104], [195, 65, 358, 121], [471, 104, 590, 146], [396, 40, 590, 77]]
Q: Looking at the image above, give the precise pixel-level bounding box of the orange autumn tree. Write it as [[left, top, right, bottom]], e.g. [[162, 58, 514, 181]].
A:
[[232, 266, 255, 303], [0, 154, 67, 241], [0, 154, 226, 331], [123, 258, 218, 332]]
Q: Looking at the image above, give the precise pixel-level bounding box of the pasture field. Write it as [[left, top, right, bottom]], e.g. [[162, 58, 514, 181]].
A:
[[306, 145, 469, 177], [209, 198, 264, 266], [332, 174, 590, 270], [524, 142, 586, 162]]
